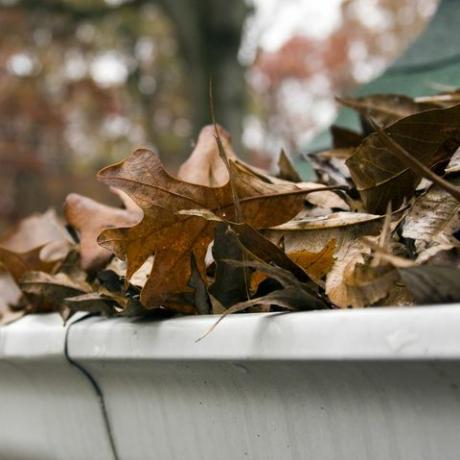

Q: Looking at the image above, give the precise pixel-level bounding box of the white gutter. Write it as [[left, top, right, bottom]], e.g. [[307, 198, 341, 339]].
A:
[[2, 306, 460, 459]]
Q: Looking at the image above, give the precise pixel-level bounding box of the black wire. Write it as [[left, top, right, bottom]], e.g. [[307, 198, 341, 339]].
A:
[[64, 314, 120, 460]]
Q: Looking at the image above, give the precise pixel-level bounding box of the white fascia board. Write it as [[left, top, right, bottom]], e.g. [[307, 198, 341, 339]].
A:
[[0, 314, 115, 460], [68, 305, 460, 362]]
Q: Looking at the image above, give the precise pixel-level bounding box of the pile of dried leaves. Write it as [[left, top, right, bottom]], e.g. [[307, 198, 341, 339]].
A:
[[2, 91, 460, 328]]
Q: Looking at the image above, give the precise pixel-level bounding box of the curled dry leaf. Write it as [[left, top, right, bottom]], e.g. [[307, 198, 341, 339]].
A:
[[20, 271, 91, 314], [266, 212, 384, 307], [403, 177, 460, 256], [0, 246, 57, 283], [97, 149, 312, 311], [445, 148, 460, 174], [346, 103, 460, 213], [0, 209, 73, 267], [177, 124, 237, 187], [64, 192, 142, 272]]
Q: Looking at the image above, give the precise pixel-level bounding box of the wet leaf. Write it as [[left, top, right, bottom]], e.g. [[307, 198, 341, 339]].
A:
[[346, 103, 460, 213]]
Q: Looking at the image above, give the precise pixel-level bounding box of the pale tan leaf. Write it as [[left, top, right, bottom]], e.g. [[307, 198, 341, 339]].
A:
[[177, 124, 237, 187], [0, 271, 23, 325], [0, 209, 72, 257], [64, 192, 142, 272], [402, 177, 460, 253]]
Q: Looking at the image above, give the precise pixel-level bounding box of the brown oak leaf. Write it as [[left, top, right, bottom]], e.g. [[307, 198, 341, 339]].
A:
[[96, 148, 312, 311]]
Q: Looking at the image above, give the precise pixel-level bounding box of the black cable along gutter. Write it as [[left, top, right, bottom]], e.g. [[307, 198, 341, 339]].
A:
[[64, 314, 120, 460]]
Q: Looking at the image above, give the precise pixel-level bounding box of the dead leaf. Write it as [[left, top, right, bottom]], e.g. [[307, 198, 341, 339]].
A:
[[0, 271, 23, 325], [398, 265, 460, 304], [266, 212, 384, 307], [402, 177, 460, 254], [250, 241, 336, 292], [346, 103, 460, 213], [177, 124, 237, 187], [64, 292, 119, 317], [308, 149, 354, 198], [288, 239, 336, 284], [20, 271, 91, 313], [188, 253, 211, 315], [64, 192, 142, 272], [445, 147, 460, 174], [0, 209, 72, 254], [330, 125, 364, 148], [342, 260, 399, 308], [296, 183, 349, 211], [197, 257, 328, 341], [209, 223, 248, 307], [338, 94, 434, 128], [97, 149, 314, 310], [0, 246, 57, 283], [277, 149, 302, 182]]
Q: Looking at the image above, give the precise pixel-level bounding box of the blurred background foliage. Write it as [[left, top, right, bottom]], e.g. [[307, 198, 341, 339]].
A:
[[0, 0, 438, 228]]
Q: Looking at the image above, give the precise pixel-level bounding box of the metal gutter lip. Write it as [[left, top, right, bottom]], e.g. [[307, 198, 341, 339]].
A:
[[0, 313, 65, 360], [67, 305, 460, 362]]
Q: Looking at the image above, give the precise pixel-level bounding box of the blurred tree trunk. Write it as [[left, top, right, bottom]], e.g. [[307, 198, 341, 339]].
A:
[[159, 0, 250, 149]]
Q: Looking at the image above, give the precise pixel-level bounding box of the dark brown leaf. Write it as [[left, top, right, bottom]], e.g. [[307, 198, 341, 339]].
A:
[[398, 265, 460, 304], [346, 103, 460, 213]]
